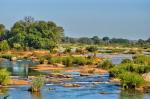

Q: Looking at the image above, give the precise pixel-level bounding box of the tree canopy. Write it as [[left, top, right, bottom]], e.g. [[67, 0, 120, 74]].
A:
[[0, 17, 64, 50]]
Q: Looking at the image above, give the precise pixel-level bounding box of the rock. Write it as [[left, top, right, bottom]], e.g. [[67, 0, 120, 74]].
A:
[[109, 78, 121, 86], [80, 73, 91, 76], [109, 78, 120, 83], [11, 57, 17, 61], [48, 74, 72, 78], [63, 84, 80, 87], [142, 72, 150, 82]]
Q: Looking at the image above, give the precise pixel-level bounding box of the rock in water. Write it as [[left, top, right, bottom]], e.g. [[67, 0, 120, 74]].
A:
[[142, 72, 150, 82]]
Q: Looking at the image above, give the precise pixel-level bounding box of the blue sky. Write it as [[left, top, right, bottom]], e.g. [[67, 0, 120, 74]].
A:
[[0, 0, 150, 40]]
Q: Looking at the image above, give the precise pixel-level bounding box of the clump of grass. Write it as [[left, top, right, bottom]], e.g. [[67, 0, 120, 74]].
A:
[[28, 75, 45, 92]]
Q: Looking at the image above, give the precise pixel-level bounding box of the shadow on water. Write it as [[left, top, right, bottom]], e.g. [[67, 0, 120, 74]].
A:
[[0, 87, 9, 99], [119, 89, 147, 99], [30, 92, 42, 99], [0, 59, 42, 77]]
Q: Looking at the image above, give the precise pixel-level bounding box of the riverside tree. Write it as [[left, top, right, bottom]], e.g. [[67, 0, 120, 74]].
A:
[[6, 16, 64, 50]]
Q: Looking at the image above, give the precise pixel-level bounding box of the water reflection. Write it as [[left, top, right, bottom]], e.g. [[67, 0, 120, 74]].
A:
[[0, 59, 39, 77], [30, 92, 42, 99], [0, 87, 8, 95], [119, 90, 144, 99]]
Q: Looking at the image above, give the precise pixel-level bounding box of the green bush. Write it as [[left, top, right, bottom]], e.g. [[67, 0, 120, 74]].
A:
[[109, 67, 125, 77], [64, 47, 72, 54], [0, 54, 14, 61], [48, 57, 62, 64], [121, 59, 133, 64], [72, 57, 86, 65], [62, 56, 73, 67], [0, 40, 10, 51], [116, 63, 150, 74], [29, 75, 45, 92], [97, 60, 114, 69], [86, 46, 98, 52], [119, 72, 144, 89], [133, 55, 150, 65], [86, 59, 93, 65], [39, 57, 45, 64], [0, 69, 10, 85]]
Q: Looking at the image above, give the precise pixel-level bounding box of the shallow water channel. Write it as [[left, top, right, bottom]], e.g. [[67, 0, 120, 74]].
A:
[[0, 54, 149, 99]]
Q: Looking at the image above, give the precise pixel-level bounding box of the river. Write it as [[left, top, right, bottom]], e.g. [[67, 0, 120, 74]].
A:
[[0, 54, 149, 99]]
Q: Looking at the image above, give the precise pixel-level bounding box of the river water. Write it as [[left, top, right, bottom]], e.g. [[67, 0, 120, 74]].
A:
[[0, 54, 149, 99]]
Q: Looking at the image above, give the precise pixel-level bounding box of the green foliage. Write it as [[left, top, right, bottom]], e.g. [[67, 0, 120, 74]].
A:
[[13, 43, 22, 50], [86, 46, 98, 52], [109, 55, 150, 89], [121, 59, 133, 64], [110, 38, 129, 44], [29, 75, 45, 92], [62, 56, 73, 67], [133, 55, 150, 65], [110, 63, 150, 75], [91, 36, 101, 44], [1, 17, 64, 50], [0, 40, 9, 51], [0, 24, 5, 41], [119, 72, 144, 89], [64, 47, 72, 54], [47, 56, 93, 67], [0, 54, 14, 60], [109, 67, 125, 77], [47, 57, 62, 64], [97, 60, 114, 69], [78, 37, 93, 44], [38, 56, 45, 64], [72, 57, 87, 65], [0, 69, 10, 85]]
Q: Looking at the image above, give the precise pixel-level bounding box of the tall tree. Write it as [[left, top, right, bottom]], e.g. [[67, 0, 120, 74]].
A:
[[9, 17, 64, 49], [0, 24, 5, 41], [91, 36, 101, 44]]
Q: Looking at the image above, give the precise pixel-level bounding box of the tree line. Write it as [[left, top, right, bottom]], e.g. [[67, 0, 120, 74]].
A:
[[62, 36, 150, 47]]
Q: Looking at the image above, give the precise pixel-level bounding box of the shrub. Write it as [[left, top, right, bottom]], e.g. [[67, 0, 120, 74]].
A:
[[62, 56, 73, 67], [47, 57, 62, 64], [0, 54, 14, 60], [64, 47, 72, 54], [86, 59, 93, 65], [29, 75, 45, 92], [133, 55, 150, 65], [117, 63, 150, 74], [72, 57, 86, 65], [109, 67, 125, 77], [121, 59, 133, 64], [119, 72, 144, 89], [13, 43, 22, 50], [97, 60, 114, 69], [0, 69, 10, 85], [86, 46, 98, 52], [39, 57, 45, 64], [0, 40, 9, 51]]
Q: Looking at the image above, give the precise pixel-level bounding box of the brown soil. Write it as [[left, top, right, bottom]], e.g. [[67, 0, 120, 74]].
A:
[[9, 79, 29, 85], [30, 64, 64, 71]]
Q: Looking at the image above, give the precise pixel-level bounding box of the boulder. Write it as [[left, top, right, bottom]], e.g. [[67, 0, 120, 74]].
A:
[[11, 57, 17, 61], [63, 84, 80, 87], [142, 72, 150, 82], [80, 73, 91, 76]]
